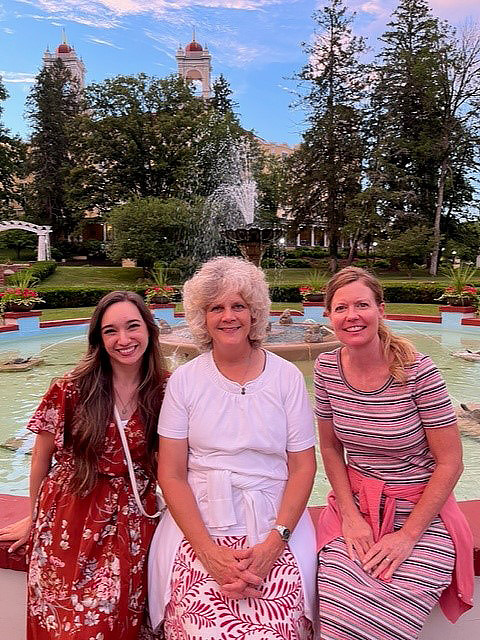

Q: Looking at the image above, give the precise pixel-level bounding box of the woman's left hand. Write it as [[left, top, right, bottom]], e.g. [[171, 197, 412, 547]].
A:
[[245, 532, 286, 581], [362, 530, 417, 581]]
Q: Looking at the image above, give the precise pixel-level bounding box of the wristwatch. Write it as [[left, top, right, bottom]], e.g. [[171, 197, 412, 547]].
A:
[[273, 524, 291, 543]]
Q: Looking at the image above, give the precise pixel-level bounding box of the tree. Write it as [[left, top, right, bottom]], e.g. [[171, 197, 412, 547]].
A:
[[211, 74, 238, 116], [107, 197, 201, 269], [372, 0, 447, 234], [379, 225, 433, 275], [74, 74, 216, 213], [292, 0, 368, 271], [429, 24, 480, 274], [0, 79, 25, 219], [0, 229, 37, 259], [25, 59, 82, 241]]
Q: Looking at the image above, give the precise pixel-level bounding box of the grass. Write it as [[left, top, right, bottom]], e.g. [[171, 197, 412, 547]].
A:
[[39, 266, 145, 289], [39, 301, 440, 322]]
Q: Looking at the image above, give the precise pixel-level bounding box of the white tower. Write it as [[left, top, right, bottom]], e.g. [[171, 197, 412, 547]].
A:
[[176, 33, 211, 99], [43, 33, 86, 90]]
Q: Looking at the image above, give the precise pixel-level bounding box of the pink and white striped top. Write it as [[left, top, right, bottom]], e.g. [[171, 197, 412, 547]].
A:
[[314, 349, 457, 485]]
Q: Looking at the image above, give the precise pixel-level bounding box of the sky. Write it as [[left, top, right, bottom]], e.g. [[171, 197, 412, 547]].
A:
[[0, 0, 479, 146]]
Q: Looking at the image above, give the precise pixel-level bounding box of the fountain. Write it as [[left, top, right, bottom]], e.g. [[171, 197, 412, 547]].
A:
[[201, 137, 282, 266]]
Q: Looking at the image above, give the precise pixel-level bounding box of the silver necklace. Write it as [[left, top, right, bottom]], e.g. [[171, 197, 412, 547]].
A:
[[213, 348, 253, 395], [114, 389, 137, 417]]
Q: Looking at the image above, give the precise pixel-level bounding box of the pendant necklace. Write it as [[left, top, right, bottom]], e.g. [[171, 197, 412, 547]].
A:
[[213, 348, 253, 395], [114, 389, 137, 418]]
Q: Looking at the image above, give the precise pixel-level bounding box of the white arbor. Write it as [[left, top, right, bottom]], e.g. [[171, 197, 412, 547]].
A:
[[0, 221, 52, 261]]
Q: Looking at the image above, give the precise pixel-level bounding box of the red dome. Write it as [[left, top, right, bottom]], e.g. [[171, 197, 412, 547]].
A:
[[57, 43, 72, 53], [186, 41, 203, 52]]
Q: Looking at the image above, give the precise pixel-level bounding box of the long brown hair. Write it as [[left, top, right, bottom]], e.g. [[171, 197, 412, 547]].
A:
[[65, 291, 166, 495], [324, 267, 416, 382]]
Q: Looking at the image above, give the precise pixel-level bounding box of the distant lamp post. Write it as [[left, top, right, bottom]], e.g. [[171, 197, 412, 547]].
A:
[[278, 237, 286, 246], [372, 241, 378, 262]]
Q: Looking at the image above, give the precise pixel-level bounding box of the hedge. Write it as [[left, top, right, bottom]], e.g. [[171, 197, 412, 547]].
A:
[[5, 260, 57, 285], [29, 281, 467, 308]]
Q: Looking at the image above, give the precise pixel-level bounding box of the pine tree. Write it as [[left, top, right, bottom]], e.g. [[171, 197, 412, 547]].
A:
[[372, 0, 446, 232], [26, 59, 82, 241], [292, 0, 368, 271], [211, 74, 238, 116]]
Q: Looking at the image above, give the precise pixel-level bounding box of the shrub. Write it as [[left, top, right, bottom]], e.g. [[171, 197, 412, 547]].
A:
[[5, 261, 56, 286], [382, 283, 445, 304], [269, 285, 302, 302], [284, 258, 311, 268]]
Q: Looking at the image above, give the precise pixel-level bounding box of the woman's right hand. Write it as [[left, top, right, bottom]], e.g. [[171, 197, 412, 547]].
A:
[[197, 543, 262, 599], [341, 511, 374, 562], [0, 515, 32, 553]]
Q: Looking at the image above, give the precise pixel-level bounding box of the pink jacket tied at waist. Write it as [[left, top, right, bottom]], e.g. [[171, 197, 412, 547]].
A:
[[316, 467, 474, 623]]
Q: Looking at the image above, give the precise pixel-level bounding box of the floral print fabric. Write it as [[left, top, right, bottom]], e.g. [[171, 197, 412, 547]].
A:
[[26, 378, 159, 640], [164, 536, 313, 640]]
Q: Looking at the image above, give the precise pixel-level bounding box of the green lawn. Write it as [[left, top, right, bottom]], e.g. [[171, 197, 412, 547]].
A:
[[40, 266, 145, 289], [39, 301, 440, 322], [36, 266, 459, 290]]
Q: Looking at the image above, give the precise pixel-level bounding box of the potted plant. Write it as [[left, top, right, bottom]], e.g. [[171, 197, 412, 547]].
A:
[[436, 264, 479, 310], [0, 270, 45, 314], [0, 287, 45, 313], [300, 270, 326, 302], [145, 264, 176, 305]]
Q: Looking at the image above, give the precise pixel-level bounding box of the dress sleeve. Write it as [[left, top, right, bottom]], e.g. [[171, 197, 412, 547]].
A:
[[284, 367, 316, 452], [313, 355, 333, 419], [414, 355, 457, 429], [157, 369, 189, 439], [27, 378, 73, 448]]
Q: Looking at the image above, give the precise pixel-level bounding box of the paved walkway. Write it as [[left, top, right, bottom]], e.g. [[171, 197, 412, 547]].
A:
[[0, 568, 26, 639]]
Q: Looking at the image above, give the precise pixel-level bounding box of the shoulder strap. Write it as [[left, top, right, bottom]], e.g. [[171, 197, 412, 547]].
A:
[[113, 406, 161, 519]]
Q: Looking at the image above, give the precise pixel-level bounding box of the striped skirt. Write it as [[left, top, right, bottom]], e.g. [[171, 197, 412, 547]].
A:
[[317, 504, 455, 640], [163, 536, 313, 640]]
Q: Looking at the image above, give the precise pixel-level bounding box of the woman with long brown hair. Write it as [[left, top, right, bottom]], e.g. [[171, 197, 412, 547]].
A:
[[314, 267, 473, 639], [0, 291, 167, 639]]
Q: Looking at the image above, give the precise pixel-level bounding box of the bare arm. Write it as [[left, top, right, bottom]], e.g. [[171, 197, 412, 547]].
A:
[[239, 447, 316, 582], [363, 424, 463, 579], [318, 417, 374, 560], [0, 431, 55, 552], [157, 436, 262, 597]]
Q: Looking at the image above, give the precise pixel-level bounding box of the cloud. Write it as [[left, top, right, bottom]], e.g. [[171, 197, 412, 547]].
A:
[[86, 35, 123, 49], [0, 71, 37, 83], [2, 27, 14, 34]]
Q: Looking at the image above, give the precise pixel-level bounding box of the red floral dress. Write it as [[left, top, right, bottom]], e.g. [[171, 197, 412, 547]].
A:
[[26, 378, 160, 640]]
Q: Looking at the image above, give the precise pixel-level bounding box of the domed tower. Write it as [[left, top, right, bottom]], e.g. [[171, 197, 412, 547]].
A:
[[42, 32, 86, 90], [176, 32, 211, 99]]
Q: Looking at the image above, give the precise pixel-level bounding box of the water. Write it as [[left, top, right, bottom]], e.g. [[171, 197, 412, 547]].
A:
[[1, 324, 479, 503]]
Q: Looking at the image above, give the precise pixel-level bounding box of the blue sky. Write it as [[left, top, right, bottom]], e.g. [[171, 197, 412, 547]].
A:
[[1, 0, 479, 146]]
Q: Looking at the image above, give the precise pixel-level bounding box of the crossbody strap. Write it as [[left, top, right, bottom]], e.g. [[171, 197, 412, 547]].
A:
[[113, 406, 161, 519]]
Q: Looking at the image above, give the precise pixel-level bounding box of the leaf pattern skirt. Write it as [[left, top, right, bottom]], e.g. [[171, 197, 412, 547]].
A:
[[163, 536, 313, 640]]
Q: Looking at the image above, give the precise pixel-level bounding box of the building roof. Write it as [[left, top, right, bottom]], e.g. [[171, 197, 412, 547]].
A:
[[185, 40, 203, 52], [57, 43, 72, 54]]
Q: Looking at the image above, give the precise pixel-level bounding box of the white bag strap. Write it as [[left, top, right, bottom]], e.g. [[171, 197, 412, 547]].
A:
[[114, 406, 161, 519]]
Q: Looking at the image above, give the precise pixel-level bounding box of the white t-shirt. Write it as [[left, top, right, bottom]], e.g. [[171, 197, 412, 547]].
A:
[[149, 349, 317, 628]]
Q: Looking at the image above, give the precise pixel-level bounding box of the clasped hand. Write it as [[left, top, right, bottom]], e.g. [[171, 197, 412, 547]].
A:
[[342, 514, 416, 581], [203, 533, 285, 600]]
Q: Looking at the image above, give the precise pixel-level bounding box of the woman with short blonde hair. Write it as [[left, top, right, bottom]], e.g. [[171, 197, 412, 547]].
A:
[[149, 256, 318, 639]]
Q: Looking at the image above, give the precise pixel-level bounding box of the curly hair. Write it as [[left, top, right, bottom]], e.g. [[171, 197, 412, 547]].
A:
[[183, 256, 271, 351], [65, 291, 166, 495], [324, 267, 416, 382]]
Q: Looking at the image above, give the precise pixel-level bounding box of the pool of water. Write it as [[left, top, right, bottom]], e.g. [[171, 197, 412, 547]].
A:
[[1, 323, 479, 503]]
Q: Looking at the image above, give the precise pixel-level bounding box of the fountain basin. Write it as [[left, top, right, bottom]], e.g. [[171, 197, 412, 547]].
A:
[[159, 323, 341, 361]]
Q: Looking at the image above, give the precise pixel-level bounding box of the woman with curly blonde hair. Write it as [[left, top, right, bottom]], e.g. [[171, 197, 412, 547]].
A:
[[314, 267, 473, 639], [149, 256, 318, 639]]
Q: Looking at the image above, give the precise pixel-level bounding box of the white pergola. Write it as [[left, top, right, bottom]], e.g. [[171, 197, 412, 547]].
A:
[[0, 220, 52, 261]]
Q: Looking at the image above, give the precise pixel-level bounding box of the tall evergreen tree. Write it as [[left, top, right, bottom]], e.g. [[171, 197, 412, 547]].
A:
[[211, 74, 238, 116], [26, 59, 82, 241], [0, 79, 25, 219], [291, 0, 368, 270], [372, 0, 446, 232]]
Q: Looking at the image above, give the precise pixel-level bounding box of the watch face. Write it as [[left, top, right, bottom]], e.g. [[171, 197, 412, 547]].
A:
[[282, 528, 291, 541]]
